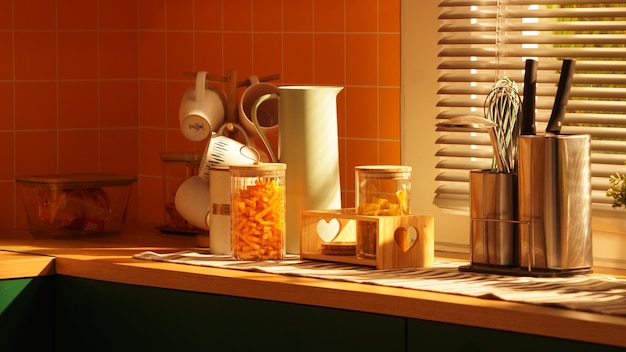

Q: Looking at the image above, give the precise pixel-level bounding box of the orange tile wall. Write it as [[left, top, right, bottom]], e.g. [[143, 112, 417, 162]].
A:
[[0, 0, 401, 233]]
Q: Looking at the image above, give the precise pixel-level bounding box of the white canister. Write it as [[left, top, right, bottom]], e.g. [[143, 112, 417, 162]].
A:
[[209, 165, 232, 254]]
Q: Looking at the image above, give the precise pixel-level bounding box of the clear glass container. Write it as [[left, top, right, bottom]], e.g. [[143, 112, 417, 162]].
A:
[[160, 152, 202, 233], [231, 163, 286, 260], [355, 165, 412, 259]]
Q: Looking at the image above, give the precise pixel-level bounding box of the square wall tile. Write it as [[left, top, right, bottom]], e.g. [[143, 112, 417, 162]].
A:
[[346, 34, 377, 86], [283, 33, 313, 84], [380, 34, 400, 86], [140, 128, 167, 176], [379, 0, 401, 32], [58, 31, 99, 80], [15, 131, 58, 175], [0, 182, 15, 230], [166, 31, 194, 79], [314, 34, 345, 84], [166, 0, 194, 31], [139, 80, 167, 128], [0, 32, 13, 80], [345, 139, 378, 189], [100, 31, 139, 79], [194, 32, 224, 74], [252, 0, 282, 32], [100, 128, 139, 174], [58, 0, 98, 30], [379, 140, 401, 165], [139, 31, 167, 79], [0, 0, 12, 30], [252, 33, 282, 78], [14, 0, 56, 30], [346, 0, 377, 33], [100, 80, 139, 128], [223, 32, 253, 77], [138, 175, 164, 225], [314, 0, 344, 32], [0, 82, 14, 130], [345, 87, 378, 139], [194, 0, 223, 31], [58, 130, 99, 173], [14, 81, 57, 130], [224, 0, 252, 32], [379, 87, 400, 140], [99, 0, 138, 30], [284, 0, 313, 32], [14, 31, 57, 80], [139, 0, 166, 30], [58, 81, 99, 129], [0, 132, 14, 179]]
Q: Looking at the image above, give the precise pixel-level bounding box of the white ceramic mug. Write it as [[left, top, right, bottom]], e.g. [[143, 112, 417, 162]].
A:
[[179, 71, 226, 142], [174, 175, 210, 230], [197, 124, 261, 181], [238, 75, 279, 139]]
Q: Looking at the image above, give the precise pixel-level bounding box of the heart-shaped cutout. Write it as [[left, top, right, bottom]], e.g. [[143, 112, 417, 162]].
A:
[[394, 226, 418, 252], [316, 218, 341, 243]]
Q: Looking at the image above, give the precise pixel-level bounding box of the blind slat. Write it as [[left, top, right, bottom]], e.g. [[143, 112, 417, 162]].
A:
[[435, 2, 626, 211], [440, 21, 626, 32]]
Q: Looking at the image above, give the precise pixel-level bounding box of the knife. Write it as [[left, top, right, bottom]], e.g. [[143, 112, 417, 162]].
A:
[[546, 59, 576, 134], [521, 59, 538, 135]]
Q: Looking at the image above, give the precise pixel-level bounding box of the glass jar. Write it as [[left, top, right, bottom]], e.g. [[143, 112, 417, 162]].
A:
[[355, 165, 412, 260], [355, 165, 412, 216], [230, 163, 286, 260]]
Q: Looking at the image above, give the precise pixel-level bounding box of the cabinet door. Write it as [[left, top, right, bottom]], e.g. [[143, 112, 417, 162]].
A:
[[407, 318, 624, 352], [56, 276, 406, 351], [0, 276, 55, 351]]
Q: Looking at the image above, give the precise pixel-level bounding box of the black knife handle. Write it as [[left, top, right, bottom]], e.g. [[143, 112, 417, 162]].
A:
[[521, 59, 537, 135], [546, 59, 576, 134]]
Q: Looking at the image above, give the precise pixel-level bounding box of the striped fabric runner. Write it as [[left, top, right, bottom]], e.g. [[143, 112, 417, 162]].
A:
[[133, 250, 626, 317]]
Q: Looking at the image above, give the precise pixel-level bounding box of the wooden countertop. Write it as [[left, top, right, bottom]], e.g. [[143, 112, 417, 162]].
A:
[[1, 227, 625, 348]]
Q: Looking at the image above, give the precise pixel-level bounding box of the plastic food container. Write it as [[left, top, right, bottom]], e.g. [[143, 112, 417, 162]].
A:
[[231, 163, 286, 260], [16, 173, 137, 237]]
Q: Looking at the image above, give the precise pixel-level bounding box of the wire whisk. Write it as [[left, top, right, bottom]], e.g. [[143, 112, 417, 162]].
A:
[[484, 76, 522, 173]]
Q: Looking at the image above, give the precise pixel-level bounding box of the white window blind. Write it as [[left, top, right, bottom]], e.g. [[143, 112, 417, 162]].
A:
[[435, 0, 626, 212]]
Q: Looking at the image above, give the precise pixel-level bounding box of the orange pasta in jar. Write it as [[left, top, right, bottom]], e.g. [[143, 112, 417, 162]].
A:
[[230, 163, 286, 260]]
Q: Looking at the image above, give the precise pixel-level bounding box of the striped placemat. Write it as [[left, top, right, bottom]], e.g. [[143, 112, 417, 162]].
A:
[[133, 250, 626, 317]]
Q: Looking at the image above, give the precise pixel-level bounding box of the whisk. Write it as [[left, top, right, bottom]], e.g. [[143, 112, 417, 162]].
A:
[[484, 76, 522, 173]]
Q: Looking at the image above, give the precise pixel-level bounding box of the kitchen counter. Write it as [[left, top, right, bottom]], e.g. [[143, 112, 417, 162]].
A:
[[2, 227, 626, 349]]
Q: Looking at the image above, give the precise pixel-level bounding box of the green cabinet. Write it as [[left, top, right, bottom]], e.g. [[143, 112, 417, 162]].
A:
[[0, 276, 55, 351], [3, 275, 623, 351], [407, 318, 624, 352], [55, 276, 406, 351]]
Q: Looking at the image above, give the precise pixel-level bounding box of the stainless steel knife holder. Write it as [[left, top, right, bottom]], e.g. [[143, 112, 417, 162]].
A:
[[518, 134, 593, 271], [469, 170, 520, 267]]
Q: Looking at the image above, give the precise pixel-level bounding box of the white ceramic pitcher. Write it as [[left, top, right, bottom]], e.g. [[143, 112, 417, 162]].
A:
[[251, 85, 343, 254]]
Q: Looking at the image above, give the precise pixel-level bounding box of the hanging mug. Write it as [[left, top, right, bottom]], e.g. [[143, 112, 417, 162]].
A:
[[197, 123, 261, 181], [238, 75, 279, 140], [179, 71, 226, 142]]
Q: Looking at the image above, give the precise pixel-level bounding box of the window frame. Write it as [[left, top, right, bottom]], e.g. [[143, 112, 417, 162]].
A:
[[400, 0, 626, 268]]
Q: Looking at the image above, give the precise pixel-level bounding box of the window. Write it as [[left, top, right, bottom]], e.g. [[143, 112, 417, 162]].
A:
[[435, 0, 626, 212]]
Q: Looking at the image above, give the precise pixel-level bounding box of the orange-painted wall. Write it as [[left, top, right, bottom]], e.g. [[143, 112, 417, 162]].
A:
[[0, 0, 401, 232]]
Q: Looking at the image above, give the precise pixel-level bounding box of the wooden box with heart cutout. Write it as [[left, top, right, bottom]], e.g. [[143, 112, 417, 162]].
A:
[[300, 209, 434, 269]]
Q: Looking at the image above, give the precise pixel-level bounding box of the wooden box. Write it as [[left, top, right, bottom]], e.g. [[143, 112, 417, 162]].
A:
[[300, 209, 434, 269]]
